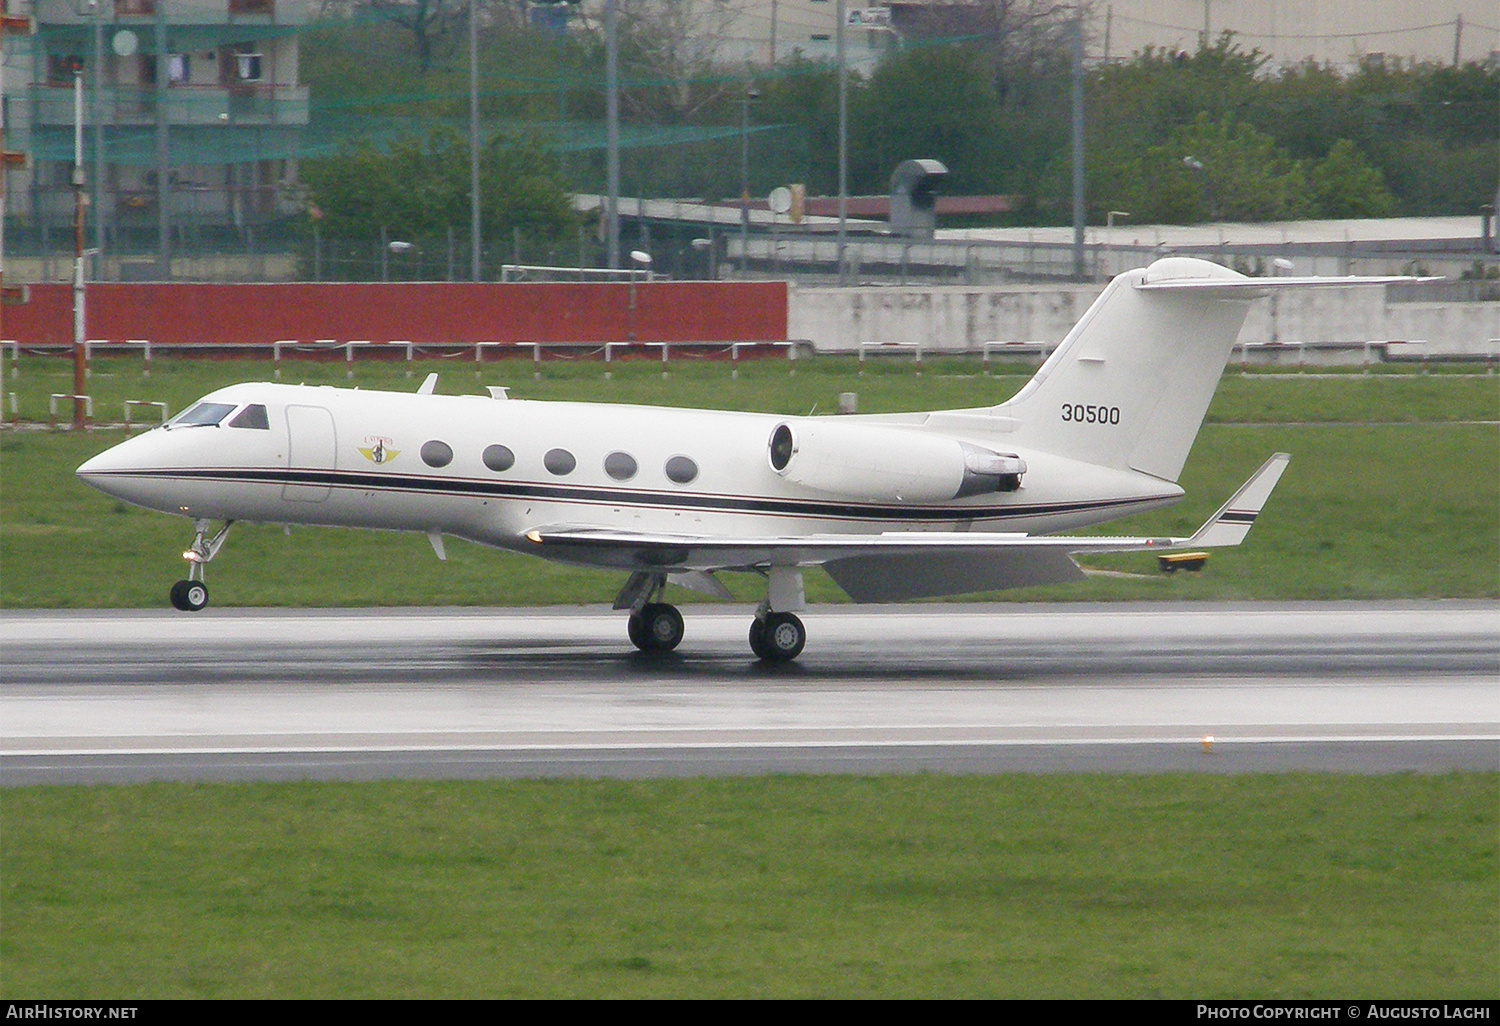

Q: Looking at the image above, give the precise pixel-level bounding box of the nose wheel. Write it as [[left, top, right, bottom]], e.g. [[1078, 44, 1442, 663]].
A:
[[170, 519, 232, 612], [169, 579, 209, 612]]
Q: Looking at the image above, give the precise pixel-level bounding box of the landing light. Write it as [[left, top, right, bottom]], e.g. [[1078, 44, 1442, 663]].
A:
[[183, 550, 203, 562]]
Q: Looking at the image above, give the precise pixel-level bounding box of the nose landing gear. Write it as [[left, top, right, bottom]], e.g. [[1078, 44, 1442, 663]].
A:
[[170, 519, 232, 612]]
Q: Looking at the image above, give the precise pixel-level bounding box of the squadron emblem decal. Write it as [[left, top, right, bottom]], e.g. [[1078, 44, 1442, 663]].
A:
[[358, 436, 400, 464]]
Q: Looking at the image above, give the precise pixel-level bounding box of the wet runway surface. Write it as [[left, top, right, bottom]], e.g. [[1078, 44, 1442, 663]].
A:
[[3, 602, 1496, 783]]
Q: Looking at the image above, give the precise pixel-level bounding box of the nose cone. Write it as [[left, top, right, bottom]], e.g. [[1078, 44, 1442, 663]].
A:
[[76, 435, 157, 506]]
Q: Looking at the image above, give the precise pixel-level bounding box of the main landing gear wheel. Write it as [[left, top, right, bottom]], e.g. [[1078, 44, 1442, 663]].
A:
[[629, 602, 684, 653], [750, 612, 805, 663], [169, 579, 209, 612]]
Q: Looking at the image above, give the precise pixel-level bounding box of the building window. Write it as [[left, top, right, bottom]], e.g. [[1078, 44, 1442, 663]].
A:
[[482, 444, 515, 472], [604, 451, 638, 481], [664, 455, 699, 484], [421, 440, 454, 468], [544, 448, 576, 476]]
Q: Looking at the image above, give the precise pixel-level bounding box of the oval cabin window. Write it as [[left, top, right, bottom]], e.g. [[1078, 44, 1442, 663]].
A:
[[421, 440, 454, 468], [604, 451, 638, 481], [482, 444, 515, 472], [544, 448, 576, 476], [664, 455, 699, 484]]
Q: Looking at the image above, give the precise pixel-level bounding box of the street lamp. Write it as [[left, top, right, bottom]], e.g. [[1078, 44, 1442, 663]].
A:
[[740, 85, 760, 276], [1106, 210, 1130, 279], [1183, 156, 1216, 221], [628, 249, 651, 342], [691, 236, 715, 280]]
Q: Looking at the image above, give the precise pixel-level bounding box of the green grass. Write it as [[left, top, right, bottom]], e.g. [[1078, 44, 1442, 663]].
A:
[[2, 775, 1493, 998], [2, 360, 1496, 607], [5, 352, 1499, 423]]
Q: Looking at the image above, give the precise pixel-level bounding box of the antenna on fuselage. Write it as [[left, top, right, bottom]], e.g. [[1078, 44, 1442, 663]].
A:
[[418, 373, 439, 395]]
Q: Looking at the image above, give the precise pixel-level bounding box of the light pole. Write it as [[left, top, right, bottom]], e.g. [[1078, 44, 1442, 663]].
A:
[[605, 0, 620, 269], [628, 249, 651, 342], [835, 0, 847, 284], [1106, 209, 1129, 277], [1183, 156, 1215, 221], [739, 84, 759, 275], [469, 0, 481, 280], [71, 69, 89, 429]]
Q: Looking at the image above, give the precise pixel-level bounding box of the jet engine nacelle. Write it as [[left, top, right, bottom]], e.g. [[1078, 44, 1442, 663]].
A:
[[767, 421, 1025, 503]]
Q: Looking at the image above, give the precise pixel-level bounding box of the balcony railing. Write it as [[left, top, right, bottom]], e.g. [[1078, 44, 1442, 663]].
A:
[[28, 84, 310, 127]]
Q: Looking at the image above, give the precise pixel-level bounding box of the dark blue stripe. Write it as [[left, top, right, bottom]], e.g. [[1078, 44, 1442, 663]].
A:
[[91, 466, 1171, 525]]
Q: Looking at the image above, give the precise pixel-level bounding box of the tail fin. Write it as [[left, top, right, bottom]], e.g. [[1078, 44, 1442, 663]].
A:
[[998, 257, 1253, 482]]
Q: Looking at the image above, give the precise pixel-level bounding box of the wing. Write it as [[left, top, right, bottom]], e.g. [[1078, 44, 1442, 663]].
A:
[[523, 454, 1290, 602]]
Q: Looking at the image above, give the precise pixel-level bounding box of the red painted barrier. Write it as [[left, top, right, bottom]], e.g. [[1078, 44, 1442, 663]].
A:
[[1, 281, 788, 347]]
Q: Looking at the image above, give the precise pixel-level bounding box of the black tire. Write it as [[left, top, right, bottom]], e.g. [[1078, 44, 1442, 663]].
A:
[[627, 610, 647, 650], [757, 612, 805, 662], [638, 603, 684, 652], [748, 617, 771, 660], [170, 579, 208, 612]]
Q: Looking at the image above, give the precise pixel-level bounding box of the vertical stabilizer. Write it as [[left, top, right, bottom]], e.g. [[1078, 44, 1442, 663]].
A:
[[997, 258, 1253, 482]]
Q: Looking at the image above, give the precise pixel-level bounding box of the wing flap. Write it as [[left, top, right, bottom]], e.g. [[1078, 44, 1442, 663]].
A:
[[522, 453, 1289, 598], [825, 548, 1086, 603]]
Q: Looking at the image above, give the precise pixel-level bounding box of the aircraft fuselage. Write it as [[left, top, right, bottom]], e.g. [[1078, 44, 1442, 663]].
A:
[[78, 380, 1183, 566]]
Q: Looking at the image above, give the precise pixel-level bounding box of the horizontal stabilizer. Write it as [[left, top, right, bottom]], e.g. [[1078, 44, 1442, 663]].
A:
[[1135, 274, 1435, 299]]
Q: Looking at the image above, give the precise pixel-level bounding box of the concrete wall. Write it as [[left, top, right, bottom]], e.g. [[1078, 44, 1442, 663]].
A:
[[789, 281, 1500, 354]]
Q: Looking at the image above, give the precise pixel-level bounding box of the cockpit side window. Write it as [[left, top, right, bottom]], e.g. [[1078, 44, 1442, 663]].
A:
[[228, 404, 270, 430], [171, 402, 236, 427]]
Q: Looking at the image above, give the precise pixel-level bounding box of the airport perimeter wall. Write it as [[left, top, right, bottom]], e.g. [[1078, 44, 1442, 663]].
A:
[[0, 281, 789, 347], [788, 283, 1500, 355], [4, 279, 1497, 360]]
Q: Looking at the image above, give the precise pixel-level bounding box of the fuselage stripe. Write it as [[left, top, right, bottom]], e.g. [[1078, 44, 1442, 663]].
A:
[[89, 466, 1172, 524]]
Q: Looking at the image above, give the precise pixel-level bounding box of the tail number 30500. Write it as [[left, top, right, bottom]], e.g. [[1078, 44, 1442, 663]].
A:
[[1062, 403, 1121, 425]]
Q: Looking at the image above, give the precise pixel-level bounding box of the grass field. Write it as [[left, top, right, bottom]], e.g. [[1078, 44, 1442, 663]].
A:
[[2, 358, 1495, 607], [3, 774, 1495, 998]]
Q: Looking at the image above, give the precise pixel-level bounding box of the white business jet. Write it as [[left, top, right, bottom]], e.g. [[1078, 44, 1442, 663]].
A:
[[75, 257, 1395, 661]]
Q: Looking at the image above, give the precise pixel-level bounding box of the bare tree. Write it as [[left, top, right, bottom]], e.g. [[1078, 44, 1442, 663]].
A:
[[597, 0, 752, 123], [897, 0, 1080, 92]]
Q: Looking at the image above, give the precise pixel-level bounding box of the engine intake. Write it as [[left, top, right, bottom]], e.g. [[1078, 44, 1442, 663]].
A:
[[767, 420, 1025, 503]]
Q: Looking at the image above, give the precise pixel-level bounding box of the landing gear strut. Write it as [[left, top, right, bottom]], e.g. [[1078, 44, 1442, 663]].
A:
[[613, 566, 809, 661], [617, 572, 685, 653], [170, 519, 231, 612], [749, 566, 808, 663]]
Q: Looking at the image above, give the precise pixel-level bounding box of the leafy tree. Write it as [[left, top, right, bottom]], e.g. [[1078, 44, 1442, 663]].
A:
[[1307, 139, 1396, 219], [850, 44, 1005, 195], [301, 126, 577, 244]]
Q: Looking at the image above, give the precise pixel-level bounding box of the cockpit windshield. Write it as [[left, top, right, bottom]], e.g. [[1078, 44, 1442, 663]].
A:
[[228, 404, 269, 429], [169, 402, 237, 427]]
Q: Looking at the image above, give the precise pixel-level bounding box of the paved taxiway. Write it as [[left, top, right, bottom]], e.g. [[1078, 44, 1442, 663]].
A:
[[2, 602, 1496, 784]]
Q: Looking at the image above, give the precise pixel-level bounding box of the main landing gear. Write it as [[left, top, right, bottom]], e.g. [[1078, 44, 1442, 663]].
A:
[[615, 566, 808, 662], [169, 519, 232, 612]]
